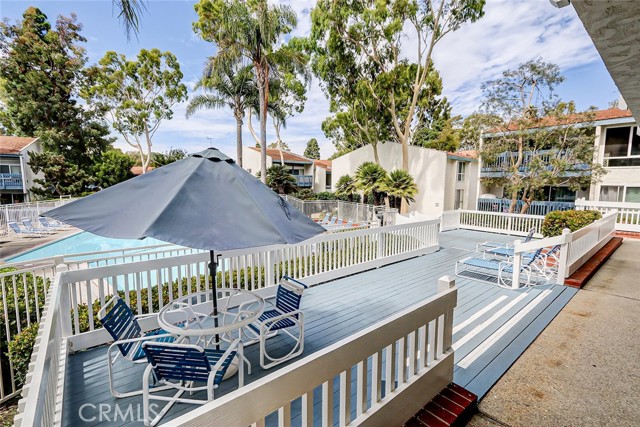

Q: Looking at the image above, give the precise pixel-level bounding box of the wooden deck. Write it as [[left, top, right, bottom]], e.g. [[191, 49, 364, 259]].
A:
[[61, 229, 578, 426]]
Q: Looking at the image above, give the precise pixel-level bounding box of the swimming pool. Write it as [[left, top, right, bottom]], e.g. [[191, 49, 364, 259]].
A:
[[7, 232, 173, 263]]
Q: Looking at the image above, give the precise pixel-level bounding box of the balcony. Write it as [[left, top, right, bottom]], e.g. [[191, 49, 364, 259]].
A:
[[0, 173, 23, 190], [481, 150, 590, 178], [295, 175, 313, 188]]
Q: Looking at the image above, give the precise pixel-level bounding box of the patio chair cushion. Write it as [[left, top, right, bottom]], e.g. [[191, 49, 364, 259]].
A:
[[248, 309, 296, 333], [143, 343, 236, 386]]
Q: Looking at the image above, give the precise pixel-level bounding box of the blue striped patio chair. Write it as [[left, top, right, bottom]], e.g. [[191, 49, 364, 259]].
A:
[[239, 277, 307, 369], [456, 248, 545, 288], [7, 221, 46, 238], [21, 218, 56, 234], [476, 227, 536, 252], [141, 340, 244, 426], [99, 295, 177, 398], [320, 213, 331, 225]]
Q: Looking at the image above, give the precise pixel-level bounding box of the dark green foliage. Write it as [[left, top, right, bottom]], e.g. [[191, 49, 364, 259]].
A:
[[303, 138, 320, 159], [542, 210, 602, 237], [92, 149, 135, 189], [266, 165, 297, 194], [7, 324, 39, 388], [152, 148, 188, 167], [0, 8, 113, 196]]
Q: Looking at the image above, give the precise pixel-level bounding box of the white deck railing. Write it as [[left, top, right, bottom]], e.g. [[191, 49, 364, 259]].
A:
[[13, 266, 69, 427], [575, 198, 640, 232], [440, 210, 544, 237], [13, 220, 442, 426], [61, 220, 439, 347], [284, 196, 378, 225], [165, 277, 457, 427], [510, 212, 617, 287]]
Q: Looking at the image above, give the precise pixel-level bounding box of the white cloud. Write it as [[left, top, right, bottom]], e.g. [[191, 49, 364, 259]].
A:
[[138, 0, 605, 159]]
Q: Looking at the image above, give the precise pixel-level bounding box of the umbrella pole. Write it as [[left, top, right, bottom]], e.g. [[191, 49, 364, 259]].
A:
[[209, 250, 220, 349]]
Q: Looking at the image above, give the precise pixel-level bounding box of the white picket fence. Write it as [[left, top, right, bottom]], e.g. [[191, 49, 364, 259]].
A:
[[284, 196, 378, 225], [575, 198, 640, 232], [440, 210, 544, 237], [0, 199, 77, 237], [166, 277, 457, 427], [14, 220, 442, 426]]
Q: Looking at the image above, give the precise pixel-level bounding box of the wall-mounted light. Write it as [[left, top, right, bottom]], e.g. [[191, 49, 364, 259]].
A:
[[549, 0, 571, 8]]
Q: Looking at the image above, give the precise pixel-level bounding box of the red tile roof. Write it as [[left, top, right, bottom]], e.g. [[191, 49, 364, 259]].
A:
[[499, 108, 634, 133], [314, 159, 332, 170], [249, 147, 313, 163], [448, 150, 477, 159], [0, 136, 38, 154], [131, 166, 155, 175]]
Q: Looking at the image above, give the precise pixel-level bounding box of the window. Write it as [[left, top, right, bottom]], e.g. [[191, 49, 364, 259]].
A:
[[325, 171, 332, 190], [455, 189, 464, 209], [0, 165, 20, 174], [626, 187, 640, 203], [456, 162, 466, 182], [599, 186, 623, 202], [603, 126, 640, 167]]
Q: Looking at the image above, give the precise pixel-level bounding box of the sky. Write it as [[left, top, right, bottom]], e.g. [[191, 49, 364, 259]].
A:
[[0, 0, 621, 160]]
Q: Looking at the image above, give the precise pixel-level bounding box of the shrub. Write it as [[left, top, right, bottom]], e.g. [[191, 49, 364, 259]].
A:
[[541, 209, 602, 237], [7, 323, 39, 388]]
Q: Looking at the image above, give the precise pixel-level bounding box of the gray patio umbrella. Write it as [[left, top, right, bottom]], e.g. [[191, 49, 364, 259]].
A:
[[45, 147, 325, 337]]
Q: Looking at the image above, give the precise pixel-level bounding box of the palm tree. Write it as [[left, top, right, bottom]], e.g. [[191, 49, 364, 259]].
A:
[[186, 62, 256, 167], [355, 162, 387, 205], [194, 0, 307, 184], [266, 165, 297, 194], [335, 174, 358, 202], [381, 169, 418, 209], [113, 0, 146, 39]]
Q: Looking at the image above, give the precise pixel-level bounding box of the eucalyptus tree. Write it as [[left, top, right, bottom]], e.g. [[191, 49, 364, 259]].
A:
[[194, 0, 307, 183], [309, 0, 485, 212], [186, 62, 256, 167], [83, 48, 187, 173], [477, 59, 604, 213]]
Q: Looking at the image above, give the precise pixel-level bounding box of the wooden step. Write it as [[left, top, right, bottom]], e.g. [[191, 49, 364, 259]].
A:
[[564, 237, 623, 288], [402, 383, 477, 427]]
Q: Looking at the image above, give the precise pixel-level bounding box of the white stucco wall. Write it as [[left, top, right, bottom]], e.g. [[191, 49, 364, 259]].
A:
[[331, 143, 464, 216], [313, 166, 328, 193], [21, 139, 44, 200], [241, 147, 273, 177]]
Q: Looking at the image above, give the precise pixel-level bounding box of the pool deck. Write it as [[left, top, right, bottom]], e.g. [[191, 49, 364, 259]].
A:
[[0, 228, 79, 262], [61, 229, 578, 426]]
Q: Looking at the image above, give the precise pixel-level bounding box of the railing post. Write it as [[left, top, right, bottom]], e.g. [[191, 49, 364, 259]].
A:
[[511, 239, 522, 289], [556, 228, 572, 284], [56, 264, 73, 339], [437, 276, 456, 352]]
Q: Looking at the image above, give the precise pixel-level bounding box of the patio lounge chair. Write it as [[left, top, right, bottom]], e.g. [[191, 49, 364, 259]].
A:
[[320, 213, 330, 225], [38, 217, 65, 230], [21, 218, 56, 234], [7, 221, 46, 238], [141, 340, 244, 426], [240, 277, 306, 369], [456, 248, 545, 288], [476, 227, 536, 252], [99, 295, 177, 398]]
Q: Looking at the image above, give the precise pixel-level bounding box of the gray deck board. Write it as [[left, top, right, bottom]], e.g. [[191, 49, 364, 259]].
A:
[[61, 229, 576, 426]]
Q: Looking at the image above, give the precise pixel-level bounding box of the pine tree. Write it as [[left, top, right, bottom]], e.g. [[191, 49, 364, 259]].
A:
[[304, 138, 320, 159]]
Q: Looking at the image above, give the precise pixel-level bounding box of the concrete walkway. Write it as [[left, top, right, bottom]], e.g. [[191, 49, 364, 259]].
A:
[[0, 228, 78, 261], [468, 239, 640, 427]]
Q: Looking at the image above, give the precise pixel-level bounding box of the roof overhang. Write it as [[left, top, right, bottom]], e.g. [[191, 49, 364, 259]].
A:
[[568, 0, 640, 125]]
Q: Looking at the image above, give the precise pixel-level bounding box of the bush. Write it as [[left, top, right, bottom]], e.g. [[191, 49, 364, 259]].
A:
[[541, 209, 602, 237], [8, 323, 39, 388]]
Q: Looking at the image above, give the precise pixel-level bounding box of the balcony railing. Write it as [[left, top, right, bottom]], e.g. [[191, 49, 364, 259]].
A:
[[477, 198, 575, 216], [295, 175, 313, 187], [0, 173, 23, 190], [481, 150, 589, 177]]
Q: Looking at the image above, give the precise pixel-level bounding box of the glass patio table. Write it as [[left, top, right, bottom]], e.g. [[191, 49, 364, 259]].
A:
[[156, 288, 265, 378]]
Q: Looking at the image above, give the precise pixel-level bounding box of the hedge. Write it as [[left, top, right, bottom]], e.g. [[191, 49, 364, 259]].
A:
[[7, 324, 39, 388], [541, 209, 602, 237]]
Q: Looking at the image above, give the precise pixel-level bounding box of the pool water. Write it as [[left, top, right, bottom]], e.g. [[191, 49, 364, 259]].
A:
[[7, 232, 172, 263]]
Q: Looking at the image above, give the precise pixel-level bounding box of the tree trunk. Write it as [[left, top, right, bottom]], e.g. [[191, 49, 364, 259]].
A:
[[259, 88, 267, 183], [235, 116, 243, 168], [372, 142, 380, 165], [509, 189, 518, 213]]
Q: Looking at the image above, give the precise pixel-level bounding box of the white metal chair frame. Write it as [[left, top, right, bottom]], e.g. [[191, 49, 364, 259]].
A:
[[98, 295, 177, 398], [141, 340, 244, 426], [238, 278, 306, 369]]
